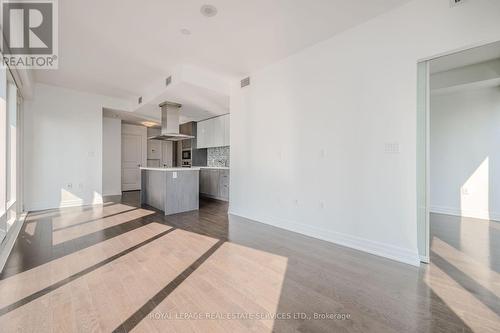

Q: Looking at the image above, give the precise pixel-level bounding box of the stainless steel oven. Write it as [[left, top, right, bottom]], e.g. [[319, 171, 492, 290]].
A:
[[182, 149, 191, 160]]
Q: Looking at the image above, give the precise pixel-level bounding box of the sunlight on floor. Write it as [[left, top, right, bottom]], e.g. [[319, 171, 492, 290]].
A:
[[425, 259, 500, 332], [51, 203, 137, 230], [0, 223, 171, 308], [132, 242, 288, 333], [459, 216, 492, 264], [0, 217, 289, 333], [24, 220, 37, 237], [0, 226, 221, 331], [52, 208, 155, 245], [432, 236, 499, 295], [23, 201, 120, 222]]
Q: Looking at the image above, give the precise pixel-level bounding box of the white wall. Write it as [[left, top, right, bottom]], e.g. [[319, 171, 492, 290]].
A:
[[24, 83, 130, 211], [431, 87, 500, 220], [229, 0, 500, 266], [103, 117, 122, 196]]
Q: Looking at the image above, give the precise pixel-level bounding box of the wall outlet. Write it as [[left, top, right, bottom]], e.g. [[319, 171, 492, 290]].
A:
[[172, 172, 177, 179], [461, 187, 469, 195], [66, 183, 73, 189]]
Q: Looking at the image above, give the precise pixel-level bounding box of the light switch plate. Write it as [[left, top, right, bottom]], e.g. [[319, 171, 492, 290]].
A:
[[172, 172, 177, 179]]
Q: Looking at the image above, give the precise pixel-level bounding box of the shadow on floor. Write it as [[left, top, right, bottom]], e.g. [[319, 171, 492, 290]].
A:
[[2, 193, 496, 332]]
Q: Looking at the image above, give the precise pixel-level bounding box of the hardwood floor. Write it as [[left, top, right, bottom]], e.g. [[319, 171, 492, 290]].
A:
[[0, 193, 498, 332]]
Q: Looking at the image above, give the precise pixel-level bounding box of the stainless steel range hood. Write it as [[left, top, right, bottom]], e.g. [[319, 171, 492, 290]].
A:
[[148, 101, 195, 141]]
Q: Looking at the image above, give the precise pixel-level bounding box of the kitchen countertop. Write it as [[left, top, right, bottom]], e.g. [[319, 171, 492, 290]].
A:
[[140, 167, 201, 172], [195, 166, 230, 170]]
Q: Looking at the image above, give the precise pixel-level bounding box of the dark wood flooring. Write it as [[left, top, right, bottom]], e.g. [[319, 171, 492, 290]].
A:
[[0, 193, 498, 332]]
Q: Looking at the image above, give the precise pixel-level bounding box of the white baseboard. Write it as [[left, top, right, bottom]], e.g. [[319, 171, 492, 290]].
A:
[[102, 192, 122, 197], [0, 212, 28, 273], [420, 255, 430, 264], [26, 198, 104, 212], [200, 194, 229, 202], [430, 205, 500, 222], [228, 210, 420, 267]]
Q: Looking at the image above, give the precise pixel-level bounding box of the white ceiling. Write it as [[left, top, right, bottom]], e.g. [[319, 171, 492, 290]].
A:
[[135, 81, 229, 123], [103, 108, 161, 127], [430, 41, 500, 74], [35, 0, 410, 119]]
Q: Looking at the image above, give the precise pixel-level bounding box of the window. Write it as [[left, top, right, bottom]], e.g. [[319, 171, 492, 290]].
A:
[[0, 68, 21, 242], [6, 73, 17, 228]]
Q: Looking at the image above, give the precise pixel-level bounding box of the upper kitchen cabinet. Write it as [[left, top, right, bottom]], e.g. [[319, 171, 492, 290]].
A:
[[180, 122, 194, 149], [197, 119, 212, 149], [223, 114, 230, 146], [197, 114, 230, 149]]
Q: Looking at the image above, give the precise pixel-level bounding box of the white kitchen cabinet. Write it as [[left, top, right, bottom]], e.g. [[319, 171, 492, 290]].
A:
[[196, 121, 206, 148], [147, 140, 161, 160], [223, 114, 230, 146], [197, 114, 230, 149], [212, 116, 224, 147], [197, 119, 214, 149]]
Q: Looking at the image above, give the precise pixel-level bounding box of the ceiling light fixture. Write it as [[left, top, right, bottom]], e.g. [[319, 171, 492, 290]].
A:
[[200, 4, 217, 17], [142, 121, 158, 128]]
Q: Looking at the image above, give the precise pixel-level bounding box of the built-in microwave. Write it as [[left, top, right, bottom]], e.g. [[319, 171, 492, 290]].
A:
[[182, 149, 191, 160]]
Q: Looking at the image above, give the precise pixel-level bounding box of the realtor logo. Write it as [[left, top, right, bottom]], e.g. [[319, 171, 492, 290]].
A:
[[1, 0, 58, 69]]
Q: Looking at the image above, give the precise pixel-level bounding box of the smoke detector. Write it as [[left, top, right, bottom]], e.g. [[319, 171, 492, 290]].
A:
[[450, 0, 468, 7], [200, 4, 218, 17]]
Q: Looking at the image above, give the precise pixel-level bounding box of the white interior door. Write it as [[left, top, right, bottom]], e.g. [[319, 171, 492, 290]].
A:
[[122, 134, 143, 191]]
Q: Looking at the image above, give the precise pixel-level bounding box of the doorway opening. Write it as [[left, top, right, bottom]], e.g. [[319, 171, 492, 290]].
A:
[[417, 41, 500, 273]]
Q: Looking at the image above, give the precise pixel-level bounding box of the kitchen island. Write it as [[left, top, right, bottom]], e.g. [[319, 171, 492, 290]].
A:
[[140, 167, 200, 215]]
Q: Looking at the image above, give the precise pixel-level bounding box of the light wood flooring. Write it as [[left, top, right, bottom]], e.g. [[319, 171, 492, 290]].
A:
[[0, 192, 499, 332]]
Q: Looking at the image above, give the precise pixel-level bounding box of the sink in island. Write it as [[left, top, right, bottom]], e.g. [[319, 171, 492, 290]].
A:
[[140, 167, 200, 215]]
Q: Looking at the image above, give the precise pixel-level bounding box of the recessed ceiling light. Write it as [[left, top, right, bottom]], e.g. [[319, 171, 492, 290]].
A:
[[200, 4, 217, 17]]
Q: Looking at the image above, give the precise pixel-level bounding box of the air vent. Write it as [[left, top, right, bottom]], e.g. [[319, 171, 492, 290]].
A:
[[138, 96, 143, 104], [166, 76, 172, 86], [241, 77, 250, 88], [450, 0, 467, 7]]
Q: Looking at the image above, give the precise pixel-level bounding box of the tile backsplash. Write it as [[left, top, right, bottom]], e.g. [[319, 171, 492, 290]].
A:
[[207, 146, 230, 167]]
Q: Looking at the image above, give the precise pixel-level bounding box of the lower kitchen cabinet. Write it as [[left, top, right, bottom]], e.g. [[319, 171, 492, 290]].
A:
[[218, 170, 229, 199], [199, 168, 229, 201], [200, 169, 210, 194]]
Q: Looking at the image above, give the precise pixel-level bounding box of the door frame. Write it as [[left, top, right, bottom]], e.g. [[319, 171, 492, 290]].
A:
[[416, 38, 500, 264], [121, 124, 147, 192]]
